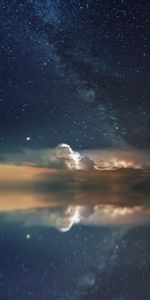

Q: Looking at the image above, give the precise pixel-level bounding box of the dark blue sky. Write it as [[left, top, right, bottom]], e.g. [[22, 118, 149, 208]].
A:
[[0, 0, 149, 152], [0, 2, 150, 298]]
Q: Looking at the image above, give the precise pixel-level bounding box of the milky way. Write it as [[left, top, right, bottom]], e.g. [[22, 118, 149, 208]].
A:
[[0, 0, 150, 152]]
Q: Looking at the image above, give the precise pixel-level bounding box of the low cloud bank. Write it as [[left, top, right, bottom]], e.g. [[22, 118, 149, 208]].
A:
[[0, 144, 149, 231], [2, 143, 150, 170]]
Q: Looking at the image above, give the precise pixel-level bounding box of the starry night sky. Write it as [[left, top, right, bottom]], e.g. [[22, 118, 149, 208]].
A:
[[0, 0, 150, 152], [0, 1, 150, 300]]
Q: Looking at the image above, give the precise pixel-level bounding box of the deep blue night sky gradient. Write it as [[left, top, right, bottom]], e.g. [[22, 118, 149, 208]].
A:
[[0, 0, 150, 151], [0, 1, 150, 299]]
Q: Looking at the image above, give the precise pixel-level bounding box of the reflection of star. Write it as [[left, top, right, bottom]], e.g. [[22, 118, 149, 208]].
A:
[[26, 234, 31, 239]]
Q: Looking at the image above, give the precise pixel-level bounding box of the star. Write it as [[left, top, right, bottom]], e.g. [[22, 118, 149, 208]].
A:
[[26, 234, 31, 239], [26, 137, 31, 141]]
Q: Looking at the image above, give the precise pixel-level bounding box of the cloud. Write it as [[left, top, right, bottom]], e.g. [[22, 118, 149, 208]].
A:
[[0, 160, 150, 230], [82, 148, 150, 169], [0, 144, 150, 231], [2, 144, 150, 170], [2, 205, 150, 233], [2, 143, 97, 170]]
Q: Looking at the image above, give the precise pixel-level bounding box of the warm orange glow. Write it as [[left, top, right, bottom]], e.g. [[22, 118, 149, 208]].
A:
[[0, 162, 149, 230]]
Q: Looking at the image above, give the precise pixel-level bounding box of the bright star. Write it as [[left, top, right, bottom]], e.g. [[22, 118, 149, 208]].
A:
[[26, 234, 31, 239], [26, 136, 31, 141]]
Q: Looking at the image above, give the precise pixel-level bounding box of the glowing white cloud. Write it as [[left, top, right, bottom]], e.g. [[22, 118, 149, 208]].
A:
[[55, 143, 81, 170], [83, 149, 150, 170], [3, 204, 150, 232], [59, 206, 81, 232], [2, 143, 149, 170], [1, 143, 97, 170]]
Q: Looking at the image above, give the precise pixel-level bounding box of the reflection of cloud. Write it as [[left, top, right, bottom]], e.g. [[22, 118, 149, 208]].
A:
[[85, 205, 150, 226], [2, 204, 150, 232], [58, 206, 81, 232]]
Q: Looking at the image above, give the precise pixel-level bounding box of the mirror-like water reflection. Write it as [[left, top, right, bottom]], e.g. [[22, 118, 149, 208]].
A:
[[0, 165, 150, 299]]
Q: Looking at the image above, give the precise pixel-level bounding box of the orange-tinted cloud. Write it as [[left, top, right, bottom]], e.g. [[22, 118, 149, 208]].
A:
[[0, 144, 149, 230]]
